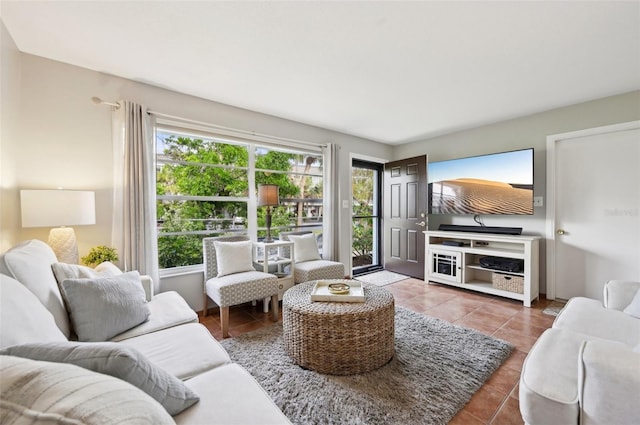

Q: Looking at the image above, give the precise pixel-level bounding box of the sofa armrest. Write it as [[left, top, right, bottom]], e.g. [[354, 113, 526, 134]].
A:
[[578, 340, 640, 425], [140, 275, 154, 301], [603, 280, 640, 311]]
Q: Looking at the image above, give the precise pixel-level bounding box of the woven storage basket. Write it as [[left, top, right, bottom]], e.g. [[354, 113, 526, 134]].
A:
[[492, 272, 524, 293]]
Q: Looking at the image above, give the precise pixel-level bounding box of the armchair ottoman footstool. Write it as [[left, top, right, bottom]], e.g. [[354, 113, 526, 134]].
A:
[[282, 280, 395, 375]]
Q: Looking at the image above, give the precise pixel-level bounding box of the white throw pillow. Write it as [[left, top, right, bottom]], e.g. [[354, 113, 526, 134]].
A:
[[214, 240, 255, 277], [288, 233, 322, 263], [1, 342, 199, 415], [0, 355, 174, 424], [623, 289, 640, 318], [0, 275, 67, 350], [52, 261, 122, 282], [61, 271, 150, 342], [52, 261, 124, 311]]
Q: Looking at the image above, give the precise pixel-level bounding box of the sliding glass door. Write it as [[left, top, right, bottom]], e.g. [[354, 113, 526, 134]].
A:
[[351, 159, 383, 275]]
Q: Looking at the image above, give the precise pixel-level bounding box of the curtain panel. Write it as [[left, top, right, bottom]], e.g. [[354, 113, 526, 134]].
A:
[[322, 143, 341, 261], [112, 100, 160, 288]]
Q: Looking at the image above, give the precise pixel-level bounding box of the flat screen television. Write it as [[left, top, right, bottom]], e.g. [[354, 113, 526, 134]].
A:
[[428, 148, 534, 215]]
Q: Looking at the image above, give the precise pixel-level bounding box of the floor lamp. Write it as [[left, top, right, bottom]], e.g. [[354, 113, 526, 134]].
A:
[[257, 184, 279, 243], [20, 189, 96, 264]]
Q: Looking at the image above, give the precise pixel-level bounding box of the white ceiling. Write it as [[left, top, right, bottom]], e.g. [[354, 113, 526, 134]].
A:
[[2, 1, 639, 145]]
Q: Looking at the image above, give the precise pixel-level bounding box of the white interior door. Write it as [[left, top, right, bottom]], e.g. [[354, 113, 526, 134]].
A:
[[547, 122, 640, 301]]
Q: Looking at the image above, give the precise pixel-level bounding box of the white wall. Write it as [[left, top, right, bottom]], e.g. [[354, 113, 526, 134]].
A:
[[0, 22, 21, 251], [394, 90, 640, 292], [1, 50, 392, 310]]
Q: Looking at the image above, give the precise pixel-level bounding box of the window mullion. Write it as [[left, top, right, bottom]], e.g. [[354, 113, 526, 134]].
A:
[[248, 143, 257, 240]]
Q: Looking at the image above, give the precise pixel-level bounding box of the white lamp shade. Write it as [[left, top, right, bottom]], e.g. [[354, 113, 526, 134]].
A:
[[21, 190, 96, 228]]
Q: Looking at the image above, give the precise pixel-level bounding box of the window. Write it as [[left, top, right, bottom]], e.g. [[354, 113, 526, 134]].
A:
[[155, 126, 324, 270]]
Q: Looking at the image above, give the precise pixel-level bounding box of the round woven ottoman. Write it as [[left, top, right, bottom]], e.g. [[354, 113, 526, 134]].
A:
[[282, 280, 395, 375]]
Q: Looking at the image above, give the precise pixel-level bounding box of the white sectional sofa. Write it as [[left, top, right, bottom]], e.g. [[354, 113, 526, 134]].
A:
[[0, 239, 291, 424], [519, 280, 640, 425]]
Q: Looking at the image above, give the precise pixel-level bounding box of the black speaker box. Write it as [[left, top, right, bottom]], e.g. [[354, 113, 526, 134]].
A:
[[438, 224, 522, 235]]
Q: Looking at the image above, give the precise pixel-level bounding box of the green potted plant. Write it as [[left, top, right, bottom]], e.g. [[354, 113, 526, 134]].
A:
[[81, 245, 119, 267]]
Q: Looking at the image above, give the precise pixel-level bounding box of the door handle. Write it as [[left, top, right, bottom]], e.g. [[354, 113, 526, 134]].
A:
[[556, 229, 567, 235], [417, 221, 426, 227]]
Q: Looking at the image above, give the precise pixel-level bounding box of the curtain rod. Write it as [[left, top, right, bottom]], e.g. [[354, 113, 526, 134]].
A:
[[147, 109, 328, 149], [91, 96, 121, 109]]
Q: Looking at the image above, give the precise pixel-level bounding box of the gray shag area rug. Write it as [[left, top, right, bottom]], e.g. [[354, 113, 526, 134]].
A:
[[221, 306, 514, 425]]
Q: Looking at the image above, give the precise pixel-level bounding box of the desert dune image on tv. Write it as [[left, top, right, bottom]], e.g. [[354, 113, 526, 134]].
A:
[[428, 149, 534, 215]]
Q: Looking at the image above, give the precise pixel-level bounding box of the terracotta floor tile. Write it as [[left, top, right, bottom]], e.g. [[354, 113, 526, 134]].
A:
[[464, 386, 508, 422], [484, 365, 521, 395], [455, 316, 503, 336], [491, 328, 539, 353], [501, 317, 548, 338], [501, 349, 528, 373], [490, 395, 524, 425], [510, 382, 520, 400], [511, 311, 556, 328], [423, 305, 472, 322], [482, 302, 523, 320], [449, 409, 486, 425]]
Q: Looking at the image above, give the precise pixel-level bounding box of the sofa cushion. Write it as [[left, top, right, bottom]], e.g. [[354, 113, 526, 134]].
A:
[[61, 271, 150, 342], [0, 239, 71, 337], [1, 341, 199, 415], [175, 363, 291, 425], [553, 297, 640, 347], [0, 355, 174, 424], [0, 275, 67, 350], [288, 233, 321, 263], [603, 280, 640, 311], [293, 259, 345, 283], [623, 289, 640, 318], [110, 291, 198, 342], [214, 239, 255, 277], [520, 328, 583, 425], [579, 340, 640, 425], [119, 322, 232, 380]]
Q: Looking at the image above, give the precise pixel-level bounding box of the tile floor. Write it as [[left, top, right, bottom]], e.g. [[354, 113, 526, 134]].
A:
[[199, 278, 557, 425]]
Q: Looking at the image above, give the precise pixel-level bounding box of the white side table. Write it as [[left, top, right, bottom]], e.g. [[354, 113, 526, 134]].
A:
[[253, 240, 295, 312]]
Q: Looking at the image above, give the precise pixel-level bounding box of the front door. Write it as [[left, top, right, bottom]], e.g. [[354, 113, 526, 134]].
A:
[[383, 155, 428, 279]]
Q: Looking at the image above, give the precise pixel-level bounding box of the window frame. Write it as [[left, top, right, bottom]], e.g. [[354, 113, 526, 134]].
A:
[[155, 121, 325, 272]]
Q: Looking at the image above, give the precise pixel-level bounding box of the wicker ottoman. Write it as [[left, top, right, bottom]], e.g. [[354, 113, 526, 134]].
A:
[[282, 280, 395, 375]]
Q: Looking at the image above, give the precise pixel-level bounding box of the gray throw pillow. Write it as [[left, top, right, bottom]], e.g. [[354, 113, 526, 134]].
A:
[[61, 271, 150, 342], [0, 341, 199, 415]]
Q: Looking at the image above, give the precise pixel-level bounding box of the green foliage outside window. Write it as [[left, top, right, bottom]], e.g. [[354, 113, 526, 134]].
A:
[[351, 167, 376, 266], [156, 133, 322, 268]]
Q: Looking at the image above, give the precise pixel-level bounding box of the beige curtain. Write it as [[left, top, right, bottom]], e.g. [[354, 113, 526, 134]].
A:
[[322, 143, 341, 260], [112, 100, 159, 289]]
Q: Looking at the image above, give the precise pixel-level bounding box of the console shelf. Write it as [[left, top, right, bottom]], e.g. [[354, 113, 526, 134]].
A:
[[424, 230, 540, 307]]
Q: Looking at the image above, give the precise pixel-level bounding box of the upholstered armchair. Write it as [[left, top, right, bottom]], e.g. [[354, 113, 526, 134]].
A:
[[279, 231, 345, 284], [202, 236, 279, 338]]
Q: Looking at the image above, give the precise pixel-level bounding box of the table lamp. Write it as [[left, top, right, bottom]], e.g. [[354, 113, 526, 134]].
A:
[[257, 184, 279, 243], [20, 189, 96, 263]]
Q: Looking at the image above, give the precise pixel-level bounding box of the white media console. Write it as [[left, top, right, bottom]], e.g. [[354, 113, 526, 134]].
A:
[[424, 230, 541, 307]]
